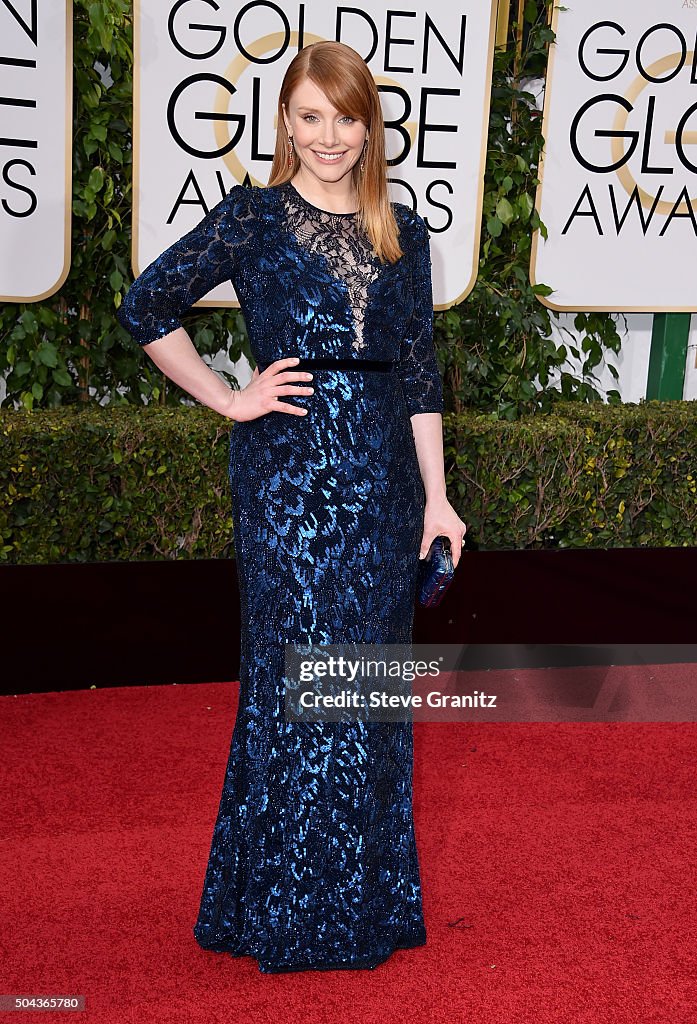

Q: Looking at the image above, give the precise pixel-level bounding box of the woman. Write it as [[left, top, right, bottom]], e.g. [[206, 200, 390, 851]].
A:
[[118, 40, 467, 973]]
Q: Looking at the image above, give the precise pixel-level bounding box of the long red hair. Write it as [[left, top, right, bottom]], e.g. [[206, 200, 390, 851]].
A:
[[266, 41, 403, 264]]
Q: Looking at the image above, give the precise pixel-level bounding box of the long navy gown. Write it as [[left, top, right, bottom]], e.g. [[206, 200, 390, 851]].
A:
[[117, 179, 444, 973]]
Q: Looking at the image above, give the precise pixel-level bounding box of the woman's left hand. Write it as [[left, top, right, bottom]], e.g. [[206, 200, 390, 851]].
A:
[[420, 495, 468, 568]]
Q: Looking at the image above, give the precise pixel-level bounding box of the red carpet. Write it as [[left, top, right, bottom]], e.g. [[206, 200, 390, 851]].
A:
[[1, 669, 696, 1024]]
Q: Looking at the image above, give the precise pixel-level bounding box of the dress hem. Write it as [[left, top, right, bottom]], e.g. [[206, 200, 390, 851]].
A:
[[194, 927, 427, 974]]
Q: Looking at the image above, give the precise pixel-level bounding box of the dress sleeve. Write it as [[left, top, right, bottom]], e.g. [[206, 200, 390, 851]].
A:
[[396, 212, 445, 416], [117, 184, 256, 346]]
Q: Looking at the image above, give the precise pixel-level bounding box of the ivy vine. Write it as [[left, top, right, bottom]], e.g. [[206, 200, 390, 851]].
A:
[[435, 0, 623, 420]]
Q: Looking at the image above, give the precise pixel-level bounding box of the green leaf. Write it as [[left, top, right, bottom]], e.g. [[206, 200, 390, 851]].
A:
[[496, 197, 515, 225], [518, 193, 534, 222], [88, 167, 105, 192], [38, 344, 59, 368], [20, 309, 37, 332], [89, 3, 105, 35]]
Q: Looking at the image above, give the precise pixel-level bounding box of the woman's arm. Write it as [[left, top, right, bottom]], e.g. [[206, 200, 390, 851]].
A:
[[137, 327, 237, 418], [410, 412, 446, 504], [118, 184, 255, 346], [118, 185, 313, 420], [411, 412, 467, 566], [138, 331, 312, 422], [398, 212, 467, 565], [395, 214, 445, 418]]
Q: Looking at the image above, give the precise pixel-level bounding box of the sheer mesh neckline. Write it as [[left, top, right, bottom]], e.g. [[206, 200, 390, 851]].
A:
[[284, 180, 358, 218], [277, 178, 378, 353]]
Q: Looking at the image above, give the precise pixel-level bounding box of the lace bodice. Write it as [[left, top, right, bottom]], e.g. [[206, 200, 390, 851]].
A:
[[278, 181, 379, 353]]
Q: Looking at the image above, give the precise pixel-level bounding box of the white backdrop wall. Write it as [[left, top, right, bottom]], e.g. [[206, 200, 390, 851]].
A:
[[531, 4, 697, 313], [0, 0, 72, 302]]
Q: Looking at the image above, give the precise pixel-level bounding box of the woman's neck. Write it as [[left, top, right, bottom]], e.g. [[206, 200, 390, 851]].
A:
[[290, 172, 359, 215]]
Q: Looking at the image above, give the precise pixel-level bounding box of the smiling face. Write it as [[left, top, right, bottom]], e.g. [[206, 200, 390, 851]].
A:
[[282, 76, 368, 188]]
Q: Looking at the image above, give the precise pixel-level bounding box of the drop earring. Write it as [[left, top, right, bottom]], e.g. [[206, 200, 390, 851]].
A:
[[360, 134, 369, 172], [287, 135, 294, 167]]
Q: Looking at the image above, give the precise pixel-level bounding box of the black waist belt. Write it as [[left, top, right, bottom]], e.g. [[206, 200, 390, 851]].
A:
[[257, 357, 396, 372]]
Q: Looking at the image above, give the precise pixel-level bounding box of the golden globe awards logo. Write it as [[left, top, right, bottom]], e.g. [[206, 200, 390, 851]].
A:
[[563, 22, 697, 236], [0, 0, 72, 302], [162, 4, 466, 227], [532, 6, 697, 312], [133, 1, 499, 308]]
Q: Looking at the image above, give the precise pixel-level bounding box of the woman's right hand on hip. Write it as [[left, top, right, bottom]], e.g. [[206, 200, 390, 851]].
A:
[[224, 357, 314, 421]]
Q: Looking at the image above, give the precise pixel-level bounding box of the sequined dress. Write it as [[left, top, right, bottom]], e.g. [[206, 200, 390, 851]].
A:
[[117, 179, 444, 973]]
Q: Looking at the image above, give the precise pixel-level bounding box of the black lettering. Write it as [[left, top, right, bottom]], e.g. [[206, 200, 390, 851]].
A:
[[0, 56, 35, 67], [659, 186, 697, 236], [0, 96, 36, 108], [167, 74, 244, 159], [250, 76, 273, 162], [168, 0, 226, 61], [336, 9, 379, 64], [608, 183, 663, 235], [675, 101, 697, 173], [418, 88, 458, 169], [0, 136, 37, 149], [424, 179, 454, 232], [384, 11, 416, 74], [636, 24, 686, 83], [2, 158, 36, 216], [387, 176, 417, 210], [234, 1, 290, 64], [0, 0, 37, 45], [578, 22, 628, 82], [379, 85, 411, 164], [641, 96, 672, 174], [570, 95, 639, 173], [561, 185, 603, 235], [167, 170, 209, 223], [423, 14, 466, 75]]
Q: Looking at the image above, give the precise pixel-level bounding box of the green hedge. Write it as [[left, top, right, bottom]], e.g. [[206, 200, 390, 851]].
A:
[[2, 402, 695, 564], [445, 401, 697, 549]]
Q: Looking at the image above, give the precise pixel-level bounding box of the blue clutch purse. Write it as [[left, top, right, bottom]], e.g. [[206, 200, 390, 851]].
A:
[[416, 535, 455, 608]]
